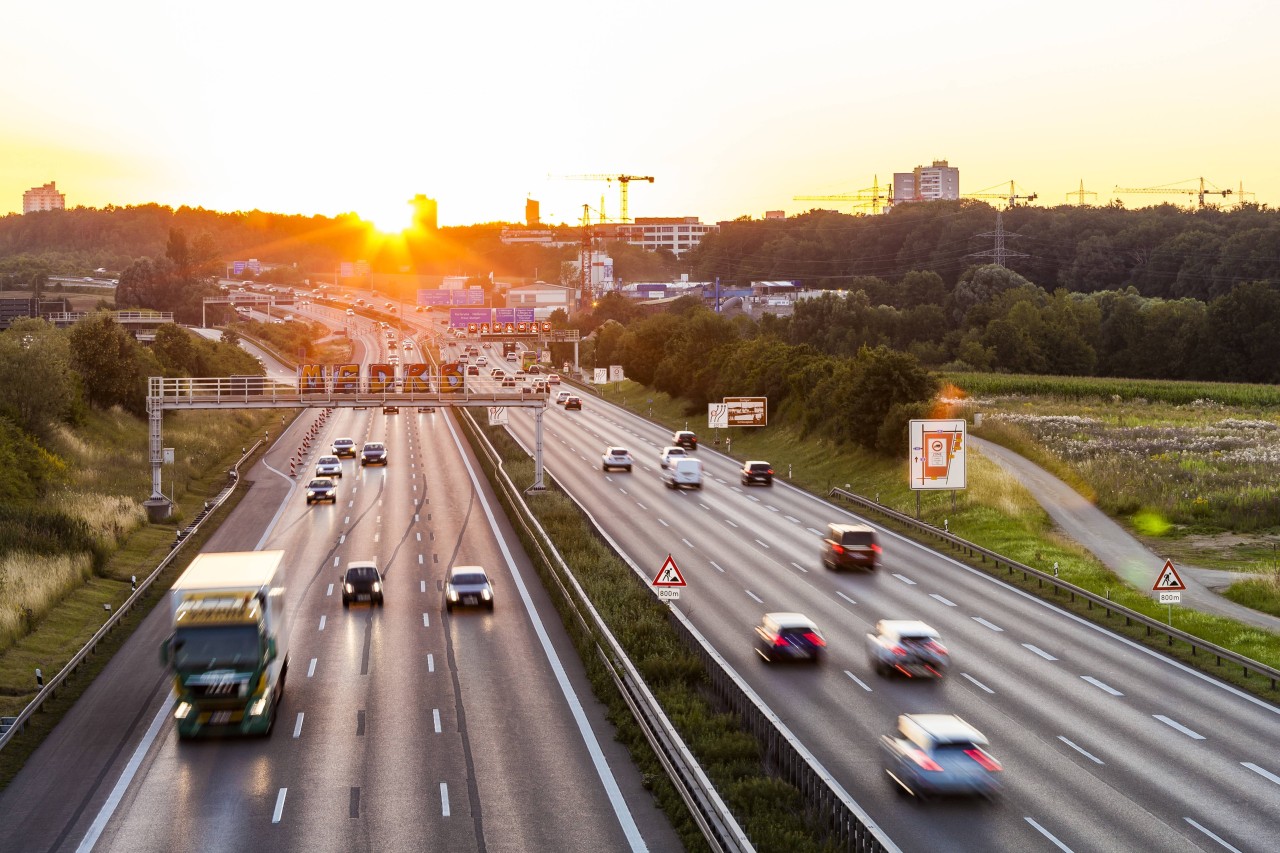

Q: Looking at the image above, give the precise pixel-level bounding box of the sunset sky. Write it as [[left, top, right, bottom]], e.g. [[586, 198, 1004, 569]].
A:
[[3, 1, 1274, 229]]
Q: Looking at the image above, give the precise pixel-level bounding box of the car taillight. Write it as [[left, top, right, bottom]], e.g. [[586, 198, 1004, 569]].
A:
[[803, 632, 826, 647], [924, 641, 948, 655], [773, 635, 790, 647], [871, 543, 883, 554], [890, 645, 907, 656], [965, 748, 1002, 772], [766, 469, 773, 475], [908, 749, 943, 771], [831, 544, 845, 555]]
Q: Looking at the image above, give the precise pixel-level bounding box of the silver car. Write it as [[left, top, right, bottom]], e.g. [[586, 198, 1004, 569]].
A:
[[305, 478, 337, 505], [867, 620, 949, 678], [659, 446, 687, 468], [315, 455, 343, 478], [445, 565, 494, 613], [601, 447, 633, 472], [882, 714, 1002, 800]]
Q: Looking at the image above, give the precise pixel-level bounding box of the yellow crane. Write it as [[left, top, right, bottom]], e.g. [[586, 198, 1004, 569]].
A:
[[1112, 178, 1231, 209], [560, 174, 654, 223], [962, 181, 1038, 207], [1066, 180, 1098, 206], [1236, 181, 1258, 207], [793, 175, 892, 215]]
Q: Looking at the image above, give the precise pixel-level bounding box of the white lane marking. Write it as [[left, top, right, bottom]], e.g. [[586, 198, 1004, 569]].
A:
[[636, 502, 646, 510], [421, 580, 426, 593], [344, 516, 350, 524], [1183, 818, 1243, 853], [836, 591, 857, 606], [605, 475, 613, 482], [339, 534, 346, 544], [730, 486, 741, 493], [416, 532, 422, 541], [806, 527, 823, 536], [1023, 643, 1058, 661], [319, 615, 326, 631], [724, 519, 739, 528], [427, 654, 435, 673], [272, 788, 288, 824], [376, 515, 381, 524], [423, 613, 430, 628], [747, 495, 760, 503], [326, 583, 334, 596], [293, 713, 305, 739], [418, 554, 424, 565], [681, 538, 694, 548], [929, 593, 956, 606], [1057, 736, 1103, 764], [373, 532, 380, 543], [784, 515, 800, 524], [765, 505, 779, 512], [710, 561, 725, 573], [415, 513, 420, 522], [433, 709, 442, 733], [658, 519, 669, 527], [1154, 715, 1205, 740], [972, 616, 1003, 632], [745, 590, 764, 604], [699, 503, 710, 510], [961, 672, 994, 693], [333, 556, 340, 567], [348, 501, 354, 507], [307, 658, 317, 678], [790, 561, 809, 574], [1081, 676, 1124, 696], [754, 539, 770, 549], [440, 783, 450, 817], [1024, 817, 1073, 852], [892, 573, 916, 585], [1242, 762, 1280, 786], [844, 670, 872, 692], [75, 700, 170, 852]]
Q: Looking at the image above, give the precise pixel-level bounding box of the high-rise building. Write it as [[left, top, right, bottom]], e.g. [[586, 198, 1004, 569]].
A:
[[892, 160, 959, 205], [525, 198, 541, 227], [23, 181, 65, 213], [411, 194, 438, 231], [616, 217, 718, 257]]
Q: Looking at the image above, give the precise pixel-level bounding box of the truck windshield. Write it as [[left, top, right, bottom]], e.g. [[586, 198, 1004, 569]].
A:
[[172, 625, 261, 672]]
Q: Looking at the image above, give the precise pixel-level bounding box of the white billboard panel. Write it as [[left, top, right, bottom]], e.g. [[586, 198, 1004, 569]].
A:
[[909, 419, 966, 490]]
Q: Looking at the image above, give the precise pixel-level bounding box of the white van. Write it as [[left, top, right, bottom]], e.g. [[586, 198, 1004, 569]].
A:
[[663, 458, 703, 490]]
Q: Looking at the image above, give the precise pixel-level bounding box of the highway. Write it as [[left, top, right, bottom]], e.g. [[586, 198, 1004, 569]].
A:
[[482, 345, 1280, 853], [0, 321, 677, 852]]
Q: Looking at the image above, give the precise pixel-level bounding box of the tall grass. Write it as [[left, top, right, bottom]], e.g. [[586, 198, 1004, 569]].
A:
[[0, 552, 94, 650]]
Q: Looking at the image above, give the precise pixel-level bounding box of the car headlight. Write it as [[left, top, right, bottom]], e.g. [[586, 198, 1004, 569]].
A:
[[372, 581, 381, 593], [447, 589, 458, 602], [249, 697, 268, 717], [481, 589, 491, 601], [174, 702, 192, 720], [344, 583, 354, 593]]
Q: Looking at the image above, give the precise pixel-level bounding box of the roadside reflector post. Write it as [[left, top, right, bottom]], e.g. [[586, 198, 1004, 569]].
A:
[[35, 668, 42, 687]]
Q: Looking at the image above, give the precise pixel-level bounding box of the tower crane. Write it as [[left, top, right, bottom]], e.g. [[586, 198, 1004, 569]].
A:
[[1112, 178, 1231, 209], [1236, 181, 1257, 207], [560, 174, 654, 223], [1066, 180, 1098, 206], [794, 175, 892, 214], [962, 181, 1038, 207]]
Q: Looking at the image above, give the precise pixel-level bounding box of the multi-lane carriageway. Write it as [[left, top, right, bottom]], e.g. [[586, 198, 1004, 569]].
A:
[[485, 345, 1280, 853]]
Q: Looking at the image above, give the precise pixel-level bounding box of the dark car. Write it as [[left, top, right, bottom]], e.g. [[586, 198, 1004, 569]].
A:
[[332, 437, 357, 458], [672, 430, 698, 450], [445, 565, 494, 612], [755, 612, 826, 662], [305, 478, 337, 505], [360, 442, 388, 466], [341, 561, 384, 607], [564, 396, 582, 410], [741, 460, 773, 486], [822, 523, 881, 572]]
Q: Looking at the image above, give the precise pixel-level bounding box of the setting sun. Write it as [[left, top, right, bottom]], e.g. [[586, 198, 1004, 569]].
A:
[[364, 198, 414, 235]]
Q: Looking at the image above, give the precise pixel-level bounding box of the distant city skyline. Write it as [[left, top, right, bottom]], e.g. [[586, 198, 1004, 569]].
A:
[[2, 2, 1273, 228]]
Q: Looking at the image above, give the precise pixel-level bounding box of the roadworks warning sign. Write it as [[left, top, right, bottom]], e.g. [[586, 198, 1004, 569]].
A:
[[652, 555, 687, 587]]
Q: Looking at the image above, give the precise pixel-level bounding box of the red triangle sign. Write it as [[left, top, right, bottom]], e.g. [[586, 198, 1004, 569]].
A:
[[1152, 559, 1187, 591], [652, 555, 687, 587]]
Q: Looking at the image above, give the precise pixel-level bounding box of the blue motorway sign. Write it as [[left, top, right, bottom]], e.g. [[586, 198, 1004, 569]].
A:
[[494, 308, 515, 324], [449, 308, 493, 328], [417, 289, 452, 306], [450, 289, 485, 306], [514, 307, 536, 322]]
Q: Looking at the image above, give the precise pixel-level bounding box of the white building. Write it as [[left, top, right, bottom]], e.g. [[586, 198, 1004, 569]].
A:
[[892, 160, 959, 205], [23, 181, 65, 213], [506, 282, 578, 319], [616, 217, 718, 257]]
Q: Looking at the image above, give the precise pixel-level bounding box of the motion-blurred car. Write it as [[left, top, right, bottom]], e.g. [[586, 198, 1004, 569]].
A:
[[547, 374, 561, 385], [555, 390, 572, 405], [563, 395, 582, 410], [332, 437, 357, 458], [445, 565, 494, 613], [305, 478, 337, 505], [383, 404, 399, 414], [341, 560, 384, 608], [821, 523, 881, 572], [501, 376, 516, 387], [881, 714, 1001, 800], [315, 455, 343, 478], [867, 620, 949, 678], [360, 442, 388, 466], [740, 461, 773, 486], [754, 612, 826, 662], [601, 447, 633, 472], [672, 430, 698, 450], [659, 446, 688, 468], [475, 355, 487, 366]]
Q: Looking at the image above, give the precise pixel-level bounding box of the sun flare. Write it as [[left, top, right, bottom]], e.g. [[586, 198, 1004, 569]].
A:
[[364, 200, 414, 235]]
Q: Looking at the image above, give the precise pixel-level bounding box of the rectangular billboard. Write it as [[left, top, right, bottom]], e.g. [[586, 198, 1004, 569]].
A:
[[723, 396, 766, 426], [909, 419, 967, 490]]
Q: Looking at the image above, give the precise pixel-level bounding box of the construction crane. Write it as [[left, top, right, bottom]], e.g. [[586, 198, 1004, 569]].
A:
[[962, 181, 1038, 207], [1066, 179, 1098, 206], [1112, 178, 1231, 209], [794, 175, 892, 215], [1236, 181, 1258, 207], [560, 174, 654, 223]]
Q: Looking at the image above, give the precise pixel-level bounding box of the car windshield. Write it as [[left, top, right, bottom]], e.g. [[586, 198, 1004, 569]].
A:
[[346, 566, 378, 581], [609, 448, 629, 456], [308, 479, 331, 487], [750, 463, 770, 471], [365, 444, 384, 451], [841, 530, 875, 546], [451, 573, 488, 586], [171, 625, 260, 672], [319, 457, 338, 464]]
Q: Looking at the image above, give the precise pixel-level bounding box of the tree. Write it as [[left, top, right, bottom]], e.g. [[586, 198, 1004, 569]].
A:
[[68, 312, 155, 415], [0, 318, 79, 439]]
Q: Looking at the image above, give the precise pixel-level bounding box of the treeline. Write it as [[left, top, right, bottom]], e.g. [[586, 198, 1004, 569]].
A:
[[591, 300, 938, 454], [690, 200, 1280, 301]]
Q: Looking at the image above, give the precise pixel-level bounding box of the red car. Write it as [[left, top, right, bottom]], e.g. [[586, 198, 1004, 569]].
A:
[[564, 396, 582, 410]]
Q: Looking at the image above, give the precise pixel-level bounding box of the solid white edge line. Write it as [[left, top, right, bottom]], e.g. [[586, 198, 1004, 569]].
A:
[[293, 712, 304, 739], [1153, 714, 1205, 739], [443, 414, 647, 851], [75, 700, 170, 852], [1183, 818, 1244, 853], [960, 672, 995, 693], [1024, 817, 1073, 852], [1057, 735, 1103, 764], [1241, 761, 1280, 785], [844, 670, 872, 692], [272, 787, 287, 823]]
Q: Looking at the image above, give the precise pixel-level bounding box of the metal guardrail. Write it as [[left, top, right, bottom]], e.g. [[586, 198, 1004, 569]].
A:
[[459, 411, 754, 853], [828, 488, 1280, 690], [0, 440, 264, 751]]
